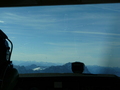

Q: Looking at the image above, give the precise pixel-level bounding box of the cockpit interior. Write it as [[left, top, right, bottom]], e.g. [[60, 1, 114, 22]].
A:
[[0, 0, 120, 90]]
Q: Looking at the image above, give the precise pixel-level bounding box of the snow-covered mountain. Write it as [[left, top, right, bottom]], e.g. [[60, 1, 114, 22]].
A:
[[33, 67, 45, 71]]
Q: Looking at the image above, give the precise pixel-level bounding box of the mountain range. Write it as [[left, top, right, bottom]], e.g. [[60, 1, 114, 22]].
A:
[[13, 61, 120, 77], [12, 60, 63, 66]]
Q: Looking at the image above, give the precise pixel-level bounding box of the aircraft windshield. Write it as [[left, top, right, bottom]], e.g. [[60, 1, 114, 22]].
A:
[[0, 3, 120, 76]]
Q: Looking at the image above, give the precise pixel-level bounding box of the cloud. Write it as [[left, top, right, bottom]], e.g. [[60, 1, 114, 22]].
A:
[[106, 42, 120, 46], [4, 12, 57, 23], [92, 4, 120, 13], [45, 42, 78, 47], [60, 31, 120, 36], [1, 5, 119, 31], [0, 20, 4, 23], [2, 12, 60, 31]]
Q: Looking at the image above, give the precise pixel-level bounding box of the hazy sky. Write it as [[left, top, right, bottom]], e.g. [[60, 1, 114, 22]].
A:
[[0, 3, 120, 67]]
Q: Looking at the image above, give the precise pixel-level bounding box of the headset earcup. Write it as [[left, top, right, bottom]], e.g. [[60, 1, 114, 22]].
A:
[[1, 68, 19, 90]]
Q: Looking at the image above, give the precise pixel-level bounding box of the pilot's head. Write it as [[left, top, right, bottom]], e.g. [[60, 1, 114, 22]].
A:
[[0, 36, 10, 64]]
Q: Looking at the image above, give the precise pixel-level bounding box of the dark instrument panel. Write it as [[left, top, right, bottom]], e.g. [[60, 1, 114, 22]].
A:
[[15, 73, 120, 90]]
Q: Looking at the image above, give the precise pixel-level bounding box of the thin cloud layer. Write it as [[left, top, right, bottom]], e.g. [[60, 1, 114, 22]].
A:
[[0, 3, 120, 67], [65, 31, 120, 36], [0, 20, 4, 23]]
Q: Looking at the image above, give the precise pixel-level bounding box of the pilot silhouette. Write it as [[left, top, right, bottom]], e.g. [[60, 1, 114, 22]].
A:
[[0, 30, 19, 90]]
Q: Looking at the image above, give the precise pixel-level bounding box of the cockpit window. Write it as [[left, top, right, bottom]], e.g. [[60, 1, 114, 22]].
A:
[[0, 3, 120, 76]]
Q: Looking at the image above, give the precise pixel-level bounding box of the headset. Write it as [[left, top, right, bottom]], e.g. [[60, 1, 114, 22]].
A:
[[0, 30, 18, 90]]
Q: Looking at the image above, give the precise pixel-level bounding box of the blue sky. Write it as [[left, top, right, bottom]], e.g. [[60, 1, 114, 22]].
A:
[[0, 3, 120, 67]]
